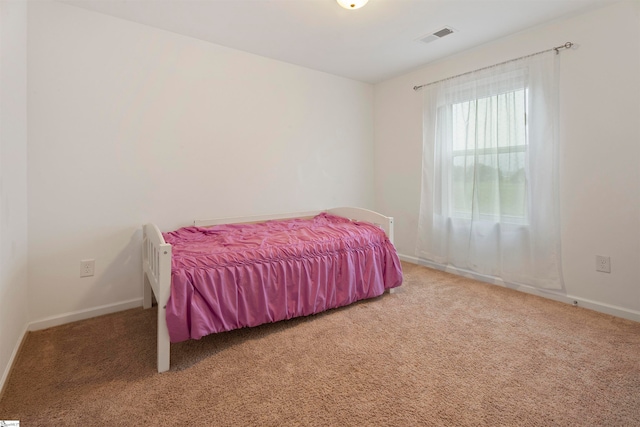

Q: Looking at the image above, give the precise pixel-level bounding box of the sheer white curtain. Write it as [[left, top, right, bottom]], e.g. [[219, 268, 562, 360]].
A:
[[416, 51, 563, 289]]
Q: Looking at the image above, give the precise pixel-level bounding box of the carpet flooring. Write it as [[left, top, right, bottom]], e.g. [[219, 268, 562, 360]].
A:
[[1, 262, 639, 426]]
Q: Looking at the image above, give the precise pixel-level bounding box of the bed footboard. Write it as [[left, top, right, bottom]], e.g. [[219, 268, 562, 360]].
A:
[[142, 224, 172, 373]]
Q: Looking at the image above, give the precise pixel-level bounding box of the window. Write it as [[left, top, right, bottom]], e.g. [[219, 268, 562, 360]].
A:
[[448, 88, 528, 223], [416, 51, 563, 290]]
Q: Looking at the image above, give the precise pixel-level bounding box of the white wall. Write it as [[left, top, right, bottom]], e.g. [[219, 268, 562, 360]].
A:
[[27, 1, 374, 323], [374, 1, 640, 316], [0, 0, 29, 390]]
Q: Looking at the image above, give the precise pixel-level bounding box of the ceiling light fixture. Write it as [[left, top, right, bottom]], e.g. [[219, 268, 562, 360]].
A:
[[337, 0, 368, 10]]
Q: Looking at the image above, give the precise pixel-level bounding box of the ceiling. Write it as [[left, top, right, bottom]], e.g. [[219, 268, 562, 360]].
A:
[[61, 0, 613, 83]]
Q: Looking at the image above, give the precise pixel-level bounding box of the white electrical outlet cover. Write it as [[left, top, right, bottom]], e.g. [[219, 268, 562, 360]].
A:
[[80, 259, 95, 277], [596, 255, 611, 273]]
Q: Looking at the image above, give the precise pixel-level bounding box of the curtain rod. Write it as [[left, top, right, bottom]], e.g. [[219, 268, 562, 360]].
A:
[[412, 42, 573, 91]]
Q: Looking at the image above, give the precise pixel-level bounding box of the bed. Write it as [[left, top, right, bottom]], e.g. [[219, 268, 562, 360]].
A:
[[142, 207, 403, 372]]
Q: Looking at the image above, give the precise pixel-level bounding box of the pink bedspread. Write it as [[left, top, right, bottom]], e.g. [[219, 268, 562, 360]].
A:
[[162, 213, 403, 343]]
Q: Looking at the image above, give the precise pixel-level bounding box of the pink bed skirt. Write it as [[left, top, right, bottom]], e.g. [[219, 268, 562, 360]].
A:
[[163, 213, 403, 343]]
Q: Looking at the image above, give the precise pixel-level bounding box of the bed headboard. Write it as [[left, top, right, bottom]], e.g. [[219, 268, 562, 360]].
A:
[[193, 210, 322, 227], [326, 207, 394, 244], [194, 207, 394, 244]]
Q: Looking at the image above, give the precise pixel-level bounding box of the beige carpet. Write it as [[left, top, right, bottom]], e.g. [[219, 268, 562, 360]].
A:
[[1, 262, 639, 426]]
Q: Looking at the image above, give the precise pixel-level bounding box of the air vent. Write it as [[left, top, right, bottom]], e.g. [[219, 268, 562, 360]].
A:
[[417, 26, 456, 44]]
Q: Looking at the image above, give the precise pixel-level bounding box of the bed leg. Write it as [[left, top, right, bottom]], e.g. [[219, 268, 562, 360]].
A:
[[157, 304, 171, 373]]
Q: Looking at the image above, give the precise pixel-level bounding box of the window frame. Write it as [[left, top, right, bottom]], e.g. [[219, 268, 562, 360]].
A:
[[438, 80, 530, 225]]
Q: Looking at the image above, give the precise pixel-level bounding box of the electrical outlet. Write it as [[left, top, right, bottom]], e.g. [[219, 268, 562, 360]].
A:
[[80, 259, 95, 277], [596, 255, 611, 274]]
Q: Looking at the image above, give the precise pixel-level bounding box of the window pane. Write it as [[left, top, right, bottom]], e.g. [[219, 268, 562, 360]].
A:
[[452, 155, 475, 215], [450, 88, 527, 222]]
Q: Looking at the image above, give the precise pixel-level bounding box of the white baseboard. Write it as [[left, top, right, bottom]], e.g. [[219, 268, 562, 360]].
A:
[[399, 254, 640, 323], [0, 323, 29, 399], [28, 298, 143, 332]]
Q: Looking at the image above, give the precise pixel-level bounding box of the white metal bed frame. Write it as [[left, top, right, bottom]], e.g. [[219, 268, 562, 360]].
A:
[[142, 207, 394, 373]]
